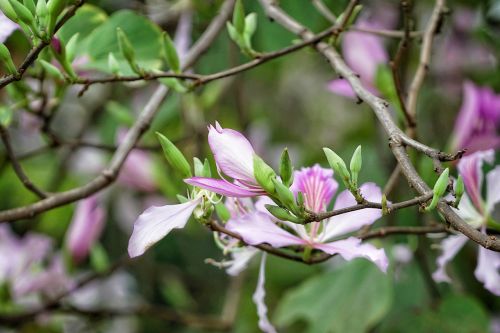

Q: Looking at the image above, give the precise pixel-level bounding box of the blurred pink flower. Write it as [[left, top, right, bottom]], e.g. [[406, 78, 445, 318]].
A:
[[451, 81, 500, 153], [327, 17, 389, 99], [433, 150, 500, 295], [185, 122, 267, 197], [0, 11, 18, 43], [66, 196, 107, 263], [226, 165, 389, 272]]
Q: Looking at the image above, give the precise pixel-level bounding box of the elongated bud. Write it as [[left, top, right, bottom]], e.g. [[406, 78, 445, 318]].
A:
[[51, 36, 62, 54], [107, 53, 120, 75], [381, 194, 389, 215], [0, 43, 17, 75], [233, 0, 245, 34], [0, 0, 19, 22], [191, 157, 212, 178], [279, 148, 293, 187], [244, 12, 257, 38], [8, 0, 34, 27], [349, 145, 362, 187], [23, 0, 35, 14], [425, 168, 450, 211], [296, 191, 304, 208], [156, 132, 192, 178], [116, 27, 140, 73], [46, 0, 66, 18], [215, 202, 230, 222], [162, 31, 180, 73], [39, 59, 64, 80], [272, 178, 297, 212], [253, 154, 276, 194], [36, 0, 48, 24], [265, 204, 303, 223], [65, 33, 79, 62], [453, 175, 465, 208], [323, 147, 351, 187]]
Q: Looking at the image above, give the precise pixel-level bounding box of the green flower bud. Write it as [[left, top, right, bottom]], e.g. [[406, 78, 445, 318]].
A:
[[0, 0, 19, 22], [253, 154, 276, 194], [296, 191, 304, 208], [176, 194, 189, 203], [8, 0, 34, 27], [454, 175, 465, 208], [323, 147, 351, 187], [265, 204, 303, 224], [244, 12, 257, 38], [23, 0, 35, 14], [65, 33, 79, 63], [272, 178, 297, 213], [158, 77, 188, 93], [425, 168, 450, 211], [233, 0, 245, 34], [215, 202, 231, 222], [156, 132, 192, 179], [36, 0, 48, 24], [162, 31, 180, 73], [116, 27, 141, 74], [107, 52, 120, 75], [39, 59, 64, 80], [193, 157, 204, 177], [46, 0, 66, 18], [279, 147, 293, 187], [0, 43, 17, 75], [349, 145, 362, 187]]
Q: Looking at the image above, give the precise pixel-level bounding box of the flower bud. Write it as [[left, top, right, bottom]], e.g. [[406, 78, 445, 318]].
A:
[[425, 168, 450, 211], [23, 0, 36, 15], [233, 0, 245, 34], [272, 178, 297, 212], [8, 0, 34, 27], [156, 132, 192, 178], [0, 0, 19, 22], [323, 147, 351, 187], [265, 204, 302, 223], [253, 154, 276, 194], [453, 175, 464, 208], [244, 12, 257, 38], [162, 31, 180, 73], [51, 36, 62, 54], [65, 33, 79, 62], [39, 59, 64, 80], [381, 194, 389, 215], [279, 147, 293, 187], [107, 52, 120, 75], [36, 0, 48, 27], [116, 27, 140, 73], [349, 145, 362, 187], [0, 43, 17, 75]]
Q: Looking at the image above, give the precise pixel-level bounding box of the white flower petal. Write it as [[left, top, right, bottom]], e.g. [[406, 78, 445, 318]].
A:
[[474, 246, 500, 296], [127, 198, 200, 258], [432, 234, 468, 283], [252, 254, 277, 333], [226, 247, 259, 276], [486, 166, 500, 213]]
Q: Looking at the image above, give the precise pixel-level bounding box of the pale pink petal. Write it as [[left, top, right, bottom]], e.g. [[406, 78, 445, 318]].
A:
[[252, 253, 277, 333], [432, 234, 468, 283], [208, 122, 257, 183], [128, 198, 200, 257], [452, 81, 481, 150], [0, 11, 18, 43], [185, 177, 265, 197], [174, 10, 192, 64], [457, 149, 495, 212], [66, 196, 107, 263], [226, 247, 259, 276], [226, 212, 306, 248], [322, 183, 383, 240], [474, 246, 500, 296], [486, 166, 500, 213], [290, 164, 338, 213], [314, 237, 388, 272], [327, 79, 357, 99]]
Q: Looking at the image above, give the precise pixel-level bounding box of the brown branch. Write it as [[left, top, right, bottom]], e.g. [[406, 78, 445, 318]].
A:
[[0, 0, 236, 222], [257, 0, 500, 251], [405, 0, 446, 119], [0, 0, 85, 89], [0, 125, 48, 198]]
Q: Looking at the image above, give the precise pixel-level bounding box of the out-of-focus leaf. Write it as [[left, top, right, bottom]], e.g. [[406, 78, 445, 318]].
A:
[[374, 64, 404, 122], [275, 259, 393, 333]]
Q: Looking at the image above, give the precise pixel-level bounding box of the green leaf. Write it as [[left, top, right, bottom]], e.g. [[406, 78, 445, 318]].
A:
[[106, 101, 134, 126], [162, 31, 180, 73], [275, 260, 393, 333], [85, 10, 164, 74]]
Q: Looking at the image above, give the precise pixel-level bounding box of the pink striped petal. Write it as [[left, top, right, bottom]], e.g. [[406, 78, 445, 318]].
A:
[[185, 177, 264, 197], [252, 254, 277, 333], [208, 122, 257, 183], [314, 237, 388, 272], [226, 212, 305, 248], [128, 198, 200, 258]]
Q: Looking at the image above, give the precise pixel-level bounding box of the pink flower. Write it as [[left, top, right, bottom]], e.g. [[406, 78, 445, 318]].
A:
[[185, 122, 267, 197], [451, 81, 500, 154], [433, 150, 500, 295], [327, 17, 389, 99], [66, 196, 107, 263], [226, 165, 389, 272]]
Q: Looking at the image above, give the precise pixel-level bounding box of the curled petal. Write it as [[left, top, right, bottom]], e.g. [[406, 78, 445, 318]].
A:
[[252, 254, 277, 333], [226, 247, 259, 276], [314, 237, 388, 273], [128, 198, 200, 258], [226, 212, 305, 248], [322, 183, 383, 241], [457, 149, 494, 212], [185, 177, 265, 197], [208, 122, 257, 183], [432, 234, 468, 283], [474, 246, 500, 296]]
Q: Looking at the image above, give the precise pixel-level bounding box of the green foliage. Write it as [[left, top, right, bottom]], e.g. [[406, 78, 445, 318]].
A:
[[275, 260, 393, 333]]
